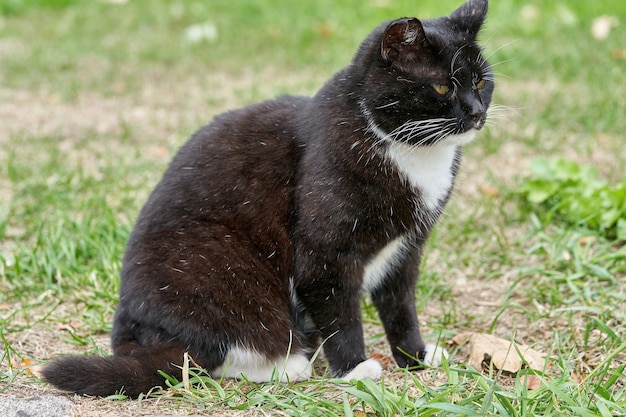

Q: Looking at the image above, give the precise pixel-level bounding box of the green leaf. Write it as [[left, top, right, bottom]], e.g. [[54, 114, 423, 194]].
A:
[[517, 157, 626, 240]]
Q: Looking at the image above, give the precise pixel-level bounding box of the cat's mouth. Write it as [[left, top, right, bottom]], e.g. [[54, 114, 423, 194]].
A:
[[360, 99, 486, 147], [445, 113, 485, 145], [443, 129, 477, 146], [463, 111, 486, 131]]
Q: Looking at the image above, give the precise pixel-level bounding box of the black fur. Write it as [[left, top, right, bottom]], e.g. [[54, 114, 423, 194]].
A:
[[43, 0, 493, 397]]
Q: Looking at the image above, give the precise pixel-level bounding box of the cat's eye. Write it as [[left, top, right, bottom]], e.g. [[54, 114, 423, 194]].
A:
[[475, 79, 486, 90], [432, 84, 450, 95]]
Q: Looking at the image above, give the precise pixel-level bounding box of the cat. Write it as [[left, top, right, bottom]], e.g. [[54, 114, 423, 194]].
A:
[[43, 0, 493, 397]]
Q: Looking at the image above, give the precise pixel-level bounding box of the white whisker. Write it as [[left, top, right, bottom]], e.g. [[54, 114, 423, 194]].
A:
[[483, 39, 520, 61], [487, 71, 509, 80], [374, 100, 400, 110], [487, 58, 516, 68], [450, 44, 469, 83]]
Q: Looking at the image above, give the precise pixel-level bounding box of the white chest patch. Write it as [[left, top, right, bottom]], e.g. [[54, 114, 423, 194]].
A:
[[386, 142, 458, 211], [362, 234, 409, 292]]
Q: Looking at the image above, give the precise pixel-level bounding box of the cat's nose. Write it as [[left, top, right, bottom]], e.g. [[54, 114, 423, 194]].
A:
[[471, 111, 485, 129], [460, 94, 485, 129]]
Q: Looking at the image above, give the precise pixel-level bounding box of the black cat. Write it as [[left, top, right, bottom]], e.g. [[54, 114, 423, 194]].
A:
[[43, 0, 493, 397]]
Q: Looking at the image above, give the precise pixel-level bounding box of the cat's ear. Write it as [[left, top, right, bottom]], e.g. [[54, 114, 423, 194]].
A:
[[381, 18, 429, 66], [449, 0, 488, 39]]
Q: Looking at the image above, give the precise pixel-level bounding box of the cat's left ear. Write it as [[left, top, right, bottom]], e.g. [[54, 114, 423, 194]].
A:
[[381, 18, 429, 66], [449, 0, 488, 40]]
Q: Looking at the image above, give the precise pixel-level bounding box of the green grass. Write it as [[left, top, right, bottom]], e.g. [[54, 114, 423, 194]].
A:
[[1, 0, 625, 415]]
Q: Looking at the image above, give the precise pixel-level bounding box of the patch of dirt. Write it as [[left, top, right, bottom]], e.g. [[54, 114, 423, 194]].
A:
[[0, 65, 317, 145]]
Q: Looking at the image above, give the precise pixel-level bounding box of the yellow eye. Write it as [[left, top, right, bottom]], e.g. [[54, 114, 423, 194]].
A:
[[432, 84, 450, 95], [475, 79, 486, 89]]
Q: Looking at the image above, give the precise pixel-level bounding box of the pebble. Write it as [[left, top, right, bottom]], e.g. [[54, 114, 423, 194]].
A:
[[0, 395, 74, 417]]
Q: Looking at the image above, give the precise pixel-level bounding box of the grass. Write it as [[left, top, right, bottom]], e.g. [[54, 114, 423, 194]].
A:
[[1, 0, 625, 416]]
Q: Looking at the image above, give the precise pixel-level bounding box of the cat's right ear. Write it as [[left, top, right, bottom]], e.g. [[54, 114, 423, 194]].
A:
[[381, 18, 429, 67], [449, 0, 488, 39]]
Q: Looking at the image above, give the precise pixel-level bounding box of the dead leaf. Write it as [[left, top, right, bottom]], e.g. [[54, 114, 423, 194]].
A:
[[19, 357, 35, 376], [480, 185, 501, 198], [452, 332, 546, 373], [520, 374, 542, 390], [315, 23, 335, 38], [578, 236, 597, 246], [571, 371, 586, 384], [370, 352, 393, 366], [612, 49, 626, 61]]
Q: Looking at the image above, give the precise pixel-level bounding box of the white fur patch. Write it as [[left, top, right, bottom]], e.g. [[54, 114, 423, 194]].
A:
[[442, 129, 477, 146], [213, 346, 312, 382], [386, 142, 457, 211], [361, 98, 475, 212], [362, 234, 409, 292], [342, 358, 383, 380], [423, 343, 449, 367]]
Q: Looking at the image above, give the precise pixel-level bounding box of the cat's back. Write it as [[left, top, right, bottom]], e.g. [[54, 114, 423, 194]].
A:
[[174, 94, 309, 181], [134, 95, 310, 236]]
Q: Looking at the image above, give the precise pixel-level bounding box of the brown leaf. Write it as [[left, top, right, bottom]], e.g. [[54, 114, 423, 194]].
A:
[[452, 332, 546, 373], [19, 357, 35, 376], [370, 352, 393, 366], [315, 23, 335, 38], [571, 371, 586, 384], [480, 185, 501, 198], [520, 374, 543, 390], [612, 49, 626, 61], [578, 236, 597, 246]]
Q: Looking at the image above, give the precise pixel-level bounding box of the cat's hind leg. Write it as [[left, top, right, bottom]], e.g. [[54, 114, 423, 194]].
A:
[[123, 224, 313, 383], [212, 345, 312, 382]]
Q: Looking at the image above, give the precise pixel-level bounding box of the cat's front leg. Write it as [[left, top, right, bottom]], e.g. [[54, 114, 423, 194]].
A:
[[371, 275, 424, 368], [295, 270, 381, 380], [370, 251, 447, 368]]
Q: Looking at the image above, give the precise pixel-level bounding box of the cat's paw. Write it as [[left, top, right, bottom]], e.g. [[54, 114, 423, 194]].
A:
[[423, 343, 449, 367], [341, 358, 383, 381]]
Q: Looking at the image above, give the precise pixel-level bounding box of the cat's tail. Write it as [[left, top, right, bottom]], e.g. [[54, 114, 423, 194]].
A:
[[41, 343, 186, 397]]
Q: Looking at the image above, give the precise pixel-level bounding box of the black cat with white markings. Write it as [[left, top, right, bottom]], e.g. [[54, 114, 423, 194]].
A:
[[43, 0, 493, 397]]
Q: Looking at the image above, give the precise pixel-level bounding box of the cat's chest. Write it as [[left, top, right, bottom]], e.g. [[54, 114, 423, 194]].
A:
[[361, 143, 457, 292], [385, 142, 457, 211]]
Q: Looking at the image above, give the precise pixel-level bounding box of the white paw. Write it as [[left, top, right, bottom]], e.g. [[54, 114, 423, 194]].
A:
[[423, 343, 449, 367], [342, 358, 383, 381]]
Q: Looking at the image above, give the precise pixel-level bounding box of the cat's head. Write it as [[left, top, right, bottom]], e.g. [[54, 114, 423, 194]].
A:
[[354, 0, 493, 147]]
